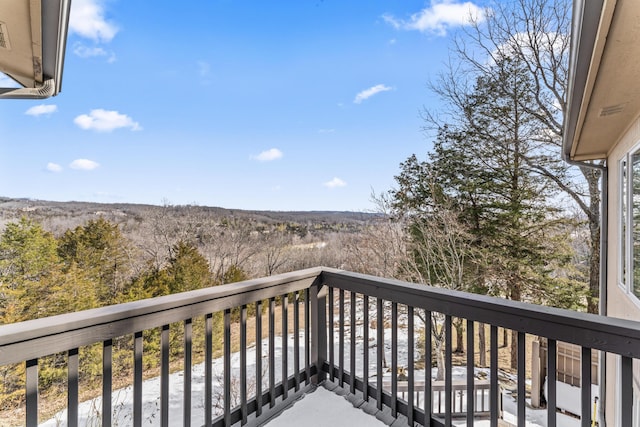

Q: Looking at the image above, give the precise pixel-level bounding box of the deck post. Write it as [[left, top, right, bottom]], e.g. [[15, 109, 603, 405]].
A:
[[310, 276, 327, 384]]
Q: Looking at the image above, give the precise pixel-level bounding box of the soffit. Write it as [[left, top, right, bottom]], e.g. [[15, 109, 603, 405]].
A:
[[571, 0, 640, 161], [0, 1, 42, 88]]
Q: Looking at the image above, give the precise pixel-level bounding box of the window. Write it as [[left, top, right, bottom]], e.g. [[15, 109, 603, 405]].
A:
[[633, 151, 640, 298], [621, 158, 627, 289], [619, 146, 640, 301]]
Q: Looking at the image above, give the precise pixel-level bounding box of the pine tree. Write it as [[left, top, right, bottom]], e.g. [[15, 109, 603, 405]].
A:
[[58, 218, 134, 304], [392, 57, 587, 368]]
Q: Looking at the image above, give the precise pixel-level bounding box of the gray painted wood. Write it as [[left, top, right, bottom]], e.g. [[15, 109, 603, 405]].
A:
[[6, 268, 640, 427], [184, 318, 192, 427], [224, 309, 231, 426], [240, 305, 248, 425], [293, 291, 300, 392], [581, 346, 591, 427], [350, 291, 356, 395], [134, 331, 143, 427], [328, 286, 334, 382], [255, 301, 262, 417], [339, 289, 345, 388], [26, 358, 37, 427], [376, 297, 383, 411], [518, 331, 525, 426], [161, 325, 169, 427], [320, 269, 640, 357], [309, 279, 326, 385], [205, 313, 213, 425], [304, 288, 310, 386], [547, 339, 557, 427], [281, 294, 288, 401], [445, 315, 452, 427], [268, 298, 275, 408], [466, 320, 474, 427], [0, 269, 321, 365], [363, 294, 369, 402], [68, 348, 78, 427], [392, 302, 398, 418], [621, 356, 633, 427], [425, 310, 432, 419], [103, 339, 112, 427], [408, 306, 415, 426], [490, 326, 498, 427]]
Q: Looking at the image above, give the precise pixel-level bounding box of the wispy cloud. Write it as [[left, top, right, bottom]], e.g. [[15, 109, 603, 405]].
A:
[[70, 0, 118, 42], [383, 1, 485, 36], [324, 177, 347, 188], [70, 159, 100, 171], [318, 129, 335, 134], [197, 61, 212, 85], [73, 43, 117, 62], [354, 84, 392, 104], [46, 163, 63, 173], [74, 109, 142, 132], [197, 61, 211, 77], [25, 105, 58, 117], [253, 148, 283, 162]]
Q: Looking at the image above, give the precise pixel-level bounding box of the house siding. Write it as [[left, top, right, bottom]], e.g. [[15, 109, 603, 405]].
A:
[[605, 113, 640, 425]]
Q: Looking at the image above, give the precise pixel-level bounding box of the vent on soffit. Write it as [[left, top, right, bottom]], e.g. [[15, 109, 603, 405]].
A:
[[600, 103, 628, 117], [0, 22, 10, 50]]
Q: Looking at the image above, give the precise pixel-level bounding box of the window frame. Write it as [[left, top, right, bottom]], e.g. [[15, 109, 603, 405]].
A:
[[619, 142, 640, 306]]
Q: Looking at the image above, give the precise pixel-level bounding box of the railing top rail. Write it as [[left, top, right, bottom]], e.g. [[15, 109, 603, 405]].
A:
[[321, 269, 640, 358], [3, 267, 640, 365], [0, 267, 322, 365]]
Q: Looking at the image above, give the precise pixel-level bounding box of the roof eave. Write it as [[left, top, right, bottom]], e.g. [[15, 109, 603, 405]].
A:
[[563, 0, 605, 161], [0, 0, 71, 99]]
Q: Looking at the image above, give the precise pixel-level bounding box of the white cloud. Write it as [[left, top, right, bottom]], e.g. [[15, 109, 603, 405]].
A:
[[253, 148, 283, 162], [72, 43, 117, 62], [383, 1, 485, 36], [25, 105, 58, 116], [318, 129, 335, 134], [70, 159, 100, 171], [74, 109, 142, 132], [73, 43, 106, 58], [324, 177, 347, 188], [46, 163, 63, 173], [354, 84, 392, 104], [70, 0, 118, 42]]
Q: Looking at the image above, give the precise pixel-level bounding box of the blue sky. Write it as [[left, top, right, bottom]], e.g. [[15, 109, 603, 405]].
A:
[[0, 0, 486, 212]]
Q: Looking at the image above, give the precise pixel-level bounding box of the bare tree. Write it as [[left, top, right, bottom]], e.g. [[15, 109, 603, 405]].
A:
[[428, 0, 600, 313], [343, 192, 407, 278]]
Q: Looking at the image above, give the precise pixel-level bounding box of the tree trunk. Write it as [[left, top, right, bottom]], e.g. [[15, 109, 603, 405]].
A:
[[510, 329, 518, 370], [454, 318, 465, 353], [478, 322, 486, 367], [435, 340, 446, 381], [584, 166, 602, 314], [509, 281, 522, 369]]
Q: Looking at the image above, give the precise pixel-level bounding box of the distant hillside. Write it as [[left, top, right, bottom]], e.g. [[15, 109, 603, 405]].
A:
[[0, 197, 378, 232]]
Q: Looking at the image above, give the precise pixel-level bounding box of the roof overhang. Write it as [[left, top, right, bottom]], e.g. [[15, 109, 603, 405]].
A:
[[0, 0, 72, 99], [563, 0, 640, 161]]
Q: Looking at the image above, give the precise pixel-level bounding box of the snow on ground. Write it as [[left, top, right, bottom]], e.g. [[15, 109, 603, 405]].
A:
[[266, 386, 386, 426], [40, 296, 594, 426]]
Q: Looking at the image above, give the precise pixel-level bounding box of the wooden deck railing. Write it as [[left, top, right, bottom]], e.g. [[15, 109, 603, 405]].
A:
[[1, 267, 640, 426]]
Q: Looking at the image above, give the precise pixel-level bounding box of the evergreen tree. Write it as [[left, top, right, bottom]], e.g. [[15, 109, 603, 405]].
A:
[[58, 218, 133, 304], [0, 217, 61, 323], [392, 57, 586, 368]]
